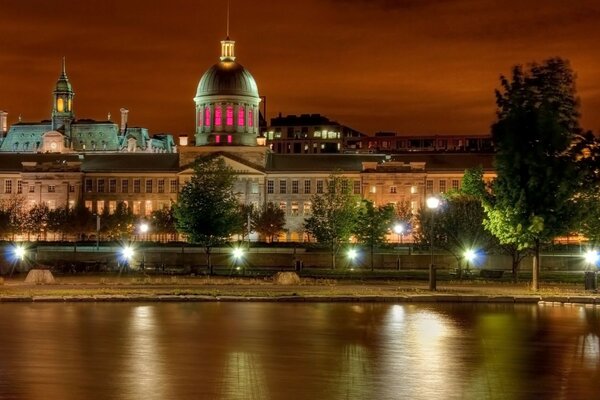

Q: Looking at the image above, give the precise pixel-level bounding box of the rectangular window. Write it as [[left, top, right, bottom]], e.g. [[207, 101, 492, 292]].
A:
[[341, 180, 348, 192], [145, 200, 153, 216], [452, 179, 460, 191], [29, 185, 35, 193], [145, 179, 153, 193], [133, 201, 141, 215], [316, 180, 324, 194], [97, 200, 105, 214], [69, 184, 75, 193], [267, 180, 274, 194], [85, 179, 93, 193], [292, 180, 299, 194], [48, 185, 56, 193], [85, 200, 92, 211], [251, 182, 259, 194], [439, 180, 447, 193], [304, 180, 311, 194], [238, 107, 245, 126], [215, 135, 221, 144], [134, 179, 141, 193], [279, 201, 287, 213], [109, 179, 116, 193], [108, 201, 116, 214], [47, 200, 56, 210], [170, 179, 178, 193], [5, 180, 11, 194], [370, 186, 377, 194], [158, 179, 165, 193], [390, 186, 397, 194], [353, 181, 361, 195], [426, 180, 433, 194], [227, 135, 232, 144], [97, 179, 105, 193], [279, 180, 287, 194], [291, 202, 299, 216], [248, 109, 254, 127], [215, 106, 222, 126], [204, 107, 211, 126], [17, 180, 22, 194], [226, 106, 233, 126], [122, 180, 129, 193], [411, 186, 417, 194], [303, 201, 311, 214]]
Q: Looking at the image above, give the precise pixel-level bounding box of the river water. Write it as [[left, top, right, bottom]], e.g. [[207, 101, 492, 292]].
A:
[[0, 302, 598, 400]]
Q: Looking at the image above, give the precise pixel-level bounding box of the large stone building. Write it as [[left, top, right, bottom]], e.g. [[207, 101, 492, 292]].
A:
[[0, 35, 495, 242]]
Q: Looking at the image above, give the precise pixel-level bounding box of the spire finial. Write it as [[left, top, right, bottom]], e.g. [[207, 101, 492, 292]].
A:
[[62, 56, 66, 76], [226, 0, 230, 39]]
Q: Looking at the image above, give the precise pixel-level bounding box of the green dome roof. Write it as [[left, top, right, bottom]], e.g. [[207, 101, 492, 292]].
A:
[[196, 61, 259, 99], [55, 76, 72, 92]]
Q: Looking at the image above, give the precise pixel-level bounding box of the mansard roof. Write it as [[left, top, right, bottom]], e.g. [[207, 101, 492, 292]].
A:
[[80, 153, 179, 173]]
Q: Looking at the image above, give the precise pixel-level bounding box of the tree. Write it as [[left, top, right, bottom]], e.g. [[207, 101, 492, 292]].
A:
[[151, 206, 177, 242], [23, 203, 49, 241], [252, 202, 286, 243], [102, 202, 135, 240], [304, 175, 359, 269], [415, 193, 496, 278], [65, 203, 95, 241], [0, 197, 25, 240], [394, 200, 414, 237], [47, 207, 70, 240], [173, 156, 242, 274], [486, 58, 581, 290], [354, 200, 395, 271]]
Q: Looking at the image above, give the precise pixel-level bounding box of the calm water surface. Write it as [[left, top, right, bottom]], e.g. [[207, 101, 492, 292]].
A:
[[0, 302, 598, 400]]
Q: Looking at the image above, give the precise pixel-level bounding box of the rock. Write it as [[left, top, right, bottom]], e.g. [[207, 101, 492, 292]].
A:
[[24, 269, 55, 285], [273, 271, 301, 285]]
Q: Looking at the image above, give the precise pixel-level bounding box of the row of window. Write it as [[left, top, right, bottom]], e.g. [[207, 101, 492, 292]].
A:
[[84, 178, 177, 194], [425, 179, 460, 193], [198, 105, 255, 128], [277, 201, 312, 216], [84, 199, 169, 216], [266, 179, 362, 195], [1, 180, 76, 194]]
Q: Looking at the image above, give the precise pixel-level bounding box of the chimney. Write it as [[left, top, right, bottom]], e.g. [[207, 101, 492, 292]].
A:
[[120, 108, 129, 134], [0, 110, 7, 135]]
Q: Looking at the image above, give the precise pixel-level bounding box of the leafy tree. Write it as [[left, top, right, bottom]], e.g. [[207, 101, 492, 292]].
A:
[[173, 156, 242, 274], [354, 200, 395, 271], [415, 193, 496, 278], [102, 202, 135, 240], [394, 200, 414, 238], [47, 207, 70, 240], [23, 203, 49, 241], [66, 203, 96, 241], [461, 166, 488, 198], [252, 202, 286, 243], [151, 205, 177, 241], [304, 175, 359, 269], [485, 58, 581, 290], [0, 197, 25, 240]]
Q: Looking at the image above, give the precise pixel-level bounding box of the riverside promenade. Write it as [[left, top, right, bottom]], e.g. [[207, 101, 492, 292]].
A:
[[0, 274, 598, 305]]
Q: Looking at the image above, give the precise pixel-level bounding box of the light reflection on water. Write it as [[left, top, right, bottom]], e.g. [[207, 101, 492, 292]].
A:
[[0, 302, 599, 399]]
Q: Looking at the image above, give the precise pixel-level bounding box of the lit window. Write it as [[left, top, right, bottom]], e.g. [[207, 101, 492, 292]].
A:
[[215, 106, 222, 126], [204, 107, 211, 126], [291, 202, 299, 216], [227, 135, 232, 144], [57, 98, 64, 112], [145, 200, 153, 216], [248, 109, 254, 127], [133, 201, 141, 215], [411, 186, 417, 194], [226, 106, 233, 126], [303, 201, 311, 214], [370, 186, 376, 194], [97, 200, 105, 214], [215, 135, 221, 144], [108, 201, 116, 214], [279, 201, 287, 213], [238, 106, 245, 126], [85, 201, 92, 211]]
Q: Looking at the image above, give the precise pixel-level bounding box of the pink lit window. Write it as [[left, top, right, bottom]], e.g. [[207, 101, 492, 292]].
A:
[[215, 106, 222, 126], [215, 135, 221, 144], [197, 110, 203, 127], [226, 106, 233, 126], [204, 107, 211, 126], [248, 109, 254, 127], [227, 135, 232, 143], [238, 107, 245, 126]]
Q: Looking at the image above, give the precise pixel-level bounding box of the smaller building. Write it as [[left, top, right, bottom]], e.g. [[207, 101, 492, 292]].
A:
[[264, 113, 366, 154], [361, 132, 494, 153]]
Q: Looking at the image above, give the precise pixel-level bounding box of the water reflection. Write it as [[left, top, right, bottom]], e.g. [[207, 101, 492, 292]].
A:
[[0, 302, 599, 399]]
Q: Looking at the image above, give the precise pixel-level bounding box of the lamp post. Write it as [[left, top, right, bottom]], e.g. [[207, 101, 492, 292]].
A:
[[138, 222, 150, 271], [584, 250, 598, 290], [347, 248, 358, 270], [232, 247, 245, 275], [393, 223, 405, 270], [426, 196, 440, 291], [463, 248, 476, 278], [120, 245, 134, 274]]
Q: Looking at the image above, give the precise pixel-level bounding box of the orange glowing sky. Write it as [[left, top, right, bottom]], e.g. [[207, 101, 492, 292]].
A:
[[1, 0, 599, 136]]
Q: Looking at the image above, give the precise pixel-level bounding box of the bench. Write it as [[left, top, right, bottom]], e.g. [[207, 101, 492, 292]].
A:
[[480, 269, 504, 279]]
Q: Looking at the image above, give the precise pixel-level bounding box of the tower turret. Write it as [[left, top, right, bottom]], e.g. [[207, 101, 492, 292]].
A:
[[52, 57, 75, 133]]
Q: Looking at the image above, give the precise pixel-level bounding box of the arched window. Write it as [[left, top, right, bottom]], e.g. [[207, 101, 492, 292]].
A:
[[238, 106, 245, 127], [215, 106, 222, 126], [226, 106, 233, 126], [204, 107, 211, 126], [57, 98, 64, 112], [248, 108, 254, 127]]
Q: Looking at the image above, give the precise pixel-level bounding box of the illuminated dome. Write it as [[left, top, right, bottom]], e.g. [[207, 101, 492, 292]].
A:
[[193, 37, 262, 147], [196, 61, 259, 98]]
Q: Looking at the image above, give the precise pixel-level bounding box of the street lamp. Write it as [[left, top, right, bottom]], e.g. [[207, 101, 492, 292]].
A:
[[138, 222, 150, 271], [120, 245, 134, 274], [583, 250, 598, 290], [464, 248, 477, 277], [347, 248, 358, 270], [426, 196, 440, 291], [232, 247, 245, 273], [393, 223, 405, 270]]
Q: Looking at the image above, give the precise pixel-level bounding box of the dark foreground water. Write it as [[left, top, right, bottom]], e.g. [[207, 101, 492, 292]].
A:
[[0, 302, 598, 400]]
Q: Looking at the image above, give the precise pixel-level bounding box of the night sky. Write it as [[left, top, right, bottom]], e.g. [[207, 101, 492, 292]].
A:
[[1, 0, 599, 136]]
